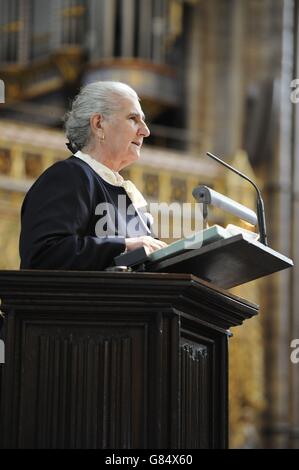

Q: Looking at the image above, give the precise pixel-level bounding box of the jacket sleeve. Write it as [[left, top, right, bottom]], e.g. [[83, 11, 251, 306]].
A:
[[19, 161, 126, 270]]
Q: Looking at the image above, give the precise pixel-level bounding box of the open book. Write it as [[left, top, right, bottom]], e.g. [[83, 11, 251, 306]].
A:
[[148, 224, 259, 263]]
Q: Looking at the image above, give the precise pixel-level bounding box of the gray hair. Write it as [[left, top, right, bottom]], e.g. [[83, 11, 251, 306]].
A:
[[64, 81, 139, 152]]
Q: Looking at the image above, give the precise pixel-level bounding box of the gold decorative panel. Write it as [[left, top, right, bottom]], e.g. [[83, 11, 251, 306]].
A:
[[0, 148, 12, 175], [143, 173, 159, 199], [170, 177, 187, 202], [24, 152, 43, 179]]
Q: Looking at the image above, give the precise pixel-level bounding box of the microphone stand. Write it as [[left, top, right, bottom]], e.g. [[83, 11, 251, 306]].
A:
[[206, 152, 268, 246]]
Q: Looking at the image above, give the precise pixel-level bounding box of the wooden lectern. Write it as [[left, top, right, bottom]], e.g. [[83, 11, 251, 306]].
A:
[[0, 270, 258, 449]]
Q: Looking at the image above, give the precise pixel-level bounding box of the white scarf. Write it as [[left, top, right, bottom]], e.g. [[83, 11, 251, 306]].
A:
[[74, 150, 147, 209]]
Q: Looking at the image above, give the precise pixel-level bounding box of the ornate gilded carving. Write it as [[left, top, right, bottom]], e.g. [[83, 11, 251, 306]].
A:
[[24, 152, 43, 179], [143, 173, 159, 199], [171, 177, 187, 202], [0, 148, 11, 175]]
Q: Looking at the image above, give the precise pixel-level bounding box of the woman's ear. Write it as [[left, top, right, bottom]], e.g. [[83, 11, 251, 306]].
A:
[[90, 113, 103, 133]]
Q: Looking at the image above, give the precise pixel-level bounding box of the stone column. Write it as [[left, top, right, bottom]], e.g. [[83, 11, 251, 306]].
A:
[[50, 0, 63, 50], [289, 0, 299, 449], [186, 0, 245, 158], [18, 0, 30, 64], [260, 0, 295, 449]]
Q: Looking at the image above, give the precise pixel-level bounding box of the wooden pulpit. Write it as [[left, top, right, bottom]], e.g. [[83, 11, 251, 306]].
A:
[[0, 270, 257, 449]]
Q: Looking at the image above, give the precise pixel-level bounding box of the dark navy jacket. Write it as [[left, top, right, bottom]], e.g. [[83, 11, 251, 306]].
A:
[[19, 156, 152, 270]]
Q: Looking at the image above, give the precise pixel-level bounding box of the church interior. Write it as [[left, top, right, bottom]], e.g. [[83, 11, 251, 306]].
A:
[[0, 0, 298, 448]]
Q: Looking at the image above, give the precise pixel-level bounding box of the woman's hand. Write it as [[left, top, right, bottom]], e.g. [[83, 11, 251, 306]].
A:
[[125, 236, 168, 255]]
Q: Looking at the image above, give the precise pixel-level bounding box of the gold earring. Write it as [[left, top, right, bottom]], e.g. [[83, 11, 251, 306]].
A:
[[100, 131, 105, 143]]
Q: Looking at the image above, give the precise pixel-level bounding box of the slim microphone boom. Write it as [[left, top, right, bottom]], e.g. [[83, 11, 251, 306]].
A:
[[206, 151, 268, 246]]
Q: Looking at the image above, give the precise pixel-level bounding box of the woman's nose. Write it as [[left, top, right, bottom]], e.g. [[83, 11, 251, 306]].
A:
[[139, 121, 150, 138]]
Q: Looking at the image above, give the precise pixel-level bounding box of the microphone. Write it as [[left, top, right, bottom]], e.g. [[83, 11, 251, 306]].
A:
[[206, 151, 268, 246], [192, 185, 258, 226]]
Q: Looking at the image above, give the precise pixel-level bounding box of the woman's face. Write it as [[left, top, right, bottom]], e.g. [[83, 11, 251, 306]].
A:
[[101, 95, 150, 171]]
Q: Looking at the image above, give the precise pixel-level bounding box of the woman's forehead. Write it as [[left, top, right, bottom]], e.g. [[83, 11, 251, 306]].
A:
[[120, 96, 144, 115]]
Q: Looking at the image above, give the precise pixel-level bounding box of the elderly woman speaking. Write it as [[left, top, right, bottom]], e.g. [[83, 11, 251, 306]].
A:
[[19, 81, 167, 270]]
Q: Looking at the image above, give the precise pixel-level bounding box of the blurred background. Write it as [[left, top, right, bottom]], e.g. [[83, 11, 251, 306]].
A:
[[0, 0, 298, 448]]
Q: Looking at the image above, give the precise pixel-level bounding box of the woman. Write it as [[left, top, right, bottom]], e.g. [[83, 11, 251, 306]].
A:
[[19, 81, 167, 270]]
